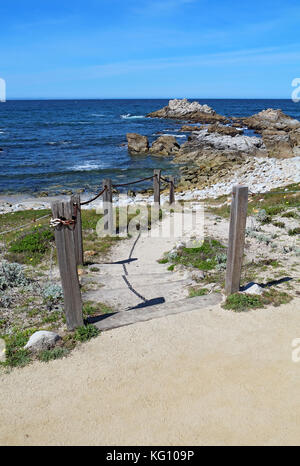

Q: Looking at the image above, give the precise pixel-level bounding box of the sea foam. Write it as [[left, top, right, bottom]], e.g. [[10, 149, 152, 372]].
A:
[[121, 113, 145, 120]]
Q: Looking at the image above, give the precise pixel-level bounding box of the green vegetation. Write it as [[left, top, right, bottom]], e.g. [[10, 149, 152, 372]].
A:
[[222, 293, 263, 312], [165, 238, 226, 271], [288, 227, 300, 236], [207, 183, 300, 221], [281, 211, 299, 219], [272, 221, 285, 229], [223, 288, 292, 312], [0, 328, 37, 368], [83, 301, 114, 317], [74, 324, 100, 342], [38, 347, 69, 362], [157, 258, 168, 264], [188, 287, 209, 298]]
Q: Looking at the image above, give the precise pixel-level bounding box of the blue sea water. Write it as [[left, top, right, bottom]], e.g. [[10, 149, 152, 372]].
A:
[[0, 99, 299, 195]]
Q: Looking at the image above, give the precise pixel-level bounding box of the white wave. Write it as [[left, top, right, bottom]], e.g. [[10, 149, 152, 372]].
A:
[[91, 113, 105, 117], [47, 140, 72, 146], [163, 134, 187, 138], [72, 162, 104, 171], [120, 113, 145, 119]]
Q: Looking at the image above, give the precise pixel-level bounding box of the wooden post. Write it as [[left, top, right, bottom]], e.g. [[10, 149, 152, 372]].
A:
[[225, 185, 248, 296], [71, 194, 84, 266], [51, 199, 83, 330], [102, 178, 113, 234], [169, 176, 175, 205], [153, 169, 161, 205]]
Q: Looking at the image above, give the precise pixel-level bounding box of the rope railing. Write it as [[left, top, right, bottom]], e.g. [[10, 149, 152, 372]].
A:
[[112, 175, 155, 188], [79, 185, 108, 206], [160, 175, 174, 184]]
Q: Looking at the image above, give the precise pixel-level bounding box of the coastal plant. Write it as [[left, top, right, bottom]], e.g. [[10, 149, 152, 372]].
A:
[[82, 301, 114, 317], [0, 290, 13, 308], [41, 283, 63, 305], [222, 293, 264, 312], [0, 327, 37, 368], [272, 221, 285, 229], [8, 227, 54, 265], [215, 253, 227, 271], [165, 238, 226, 271], [256, 209, 271, 224], [188, 287, 209, 298], [281, 211, 299, 219], [0, 260, 29, 290], [74, 324, 100, 342], [38, 347, 69, 362], [288, 227, 300, 236]]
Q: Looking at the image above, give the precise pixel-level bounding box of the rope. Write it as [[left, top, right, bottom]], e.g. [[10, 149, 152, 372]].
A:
[[0, 213, 51, 236], [50, 218, 76, 228], [112, 175, 154, 188], [79, 186, 107, 206], [160, 175, 174, 184]]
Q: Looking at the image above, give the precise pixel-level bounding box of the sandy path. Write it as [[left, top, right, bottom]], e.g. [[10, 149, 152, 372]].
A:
[[1, 297, 300, 446]]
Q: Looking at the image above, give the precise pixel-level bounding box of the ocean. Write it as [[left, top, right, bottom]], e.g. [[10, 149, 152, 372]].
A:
[[0, 99, 299, 195]]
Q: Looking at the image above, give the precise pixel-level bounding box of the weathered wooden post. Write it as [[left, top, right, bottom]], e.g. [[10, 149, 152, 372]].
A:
[[51, 199, 84, 330], [102, 178, 113, 234], [225, 185, 248, 296], [153, 169, 161, 205], [169, 176, 175, 205], [71, 194, 84, 266]]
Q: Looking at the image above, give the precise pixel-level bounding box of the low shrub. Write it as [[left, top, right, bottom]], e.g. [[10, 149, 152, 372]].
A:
[[74, 324, 100, 342], [222, 293, 264, 312]]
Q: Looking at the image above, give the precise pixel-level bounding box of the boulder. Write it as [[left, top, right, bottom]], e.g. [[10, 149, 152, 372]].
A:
[[239, 108, 300, 132], [174, 129, 267, 189], [149, 135, 180, 156], [126, 133, 149, 154], [147, 98, 228, 124], [262, 130, 294, 158], [24, 331, 61, 353], [242, 284, 264, 295], [180, 125, 202, 132], [207, 123, 243, 137]]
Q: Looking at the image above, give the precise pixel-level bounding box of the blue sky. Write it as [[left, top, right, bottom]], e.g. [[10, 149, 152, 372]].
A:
[[0, 0, 299, 98]]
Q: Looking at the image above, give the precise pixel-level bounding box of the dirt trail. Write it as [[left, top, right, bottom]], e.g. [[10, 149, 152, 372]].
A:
[[1, 297, 300, 446]]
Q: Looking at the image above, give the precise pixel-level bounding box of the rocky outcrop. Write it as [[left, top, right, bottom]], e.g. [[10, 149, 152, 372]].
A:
[[175, 130, 265, 161], [126, 133, 149, 154], [147, 98, 228, 124], [239, 108, 300, 132], [232, 109, 300, 159], [180, 125, 202, 132], [174, 129, 267, 189], [149, 135, 180, 156], [207, 123, 243, 137]]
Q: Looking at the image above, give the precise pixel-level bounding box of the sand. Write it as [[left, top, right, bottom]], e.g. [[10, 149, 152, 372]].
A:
[[1, 297, 300, 446]]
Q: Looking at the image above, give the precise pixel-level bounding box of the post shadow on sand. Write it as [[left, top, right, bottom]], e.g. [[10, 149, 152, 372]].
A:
[[86, 297, 166, 325], [240, 276, 293, 292]]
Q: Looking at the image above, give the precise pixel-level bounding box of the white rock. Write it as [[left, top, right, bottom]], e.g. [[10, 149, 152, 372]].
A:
[[243, 284, 264, 295], [24, 331, 61, 352], [168, 98, 215, 116]]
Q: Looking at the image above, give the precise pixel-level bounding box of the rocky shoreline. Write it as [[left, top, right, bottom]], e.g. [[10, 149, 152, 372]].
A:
[[126, 98, 300, 191], [1, 99, 299, 215]]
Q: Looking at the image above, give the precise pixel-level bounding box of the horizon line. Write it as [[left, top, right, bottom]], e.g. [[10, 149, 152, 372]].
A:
[[4, 97, 295, 101]]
